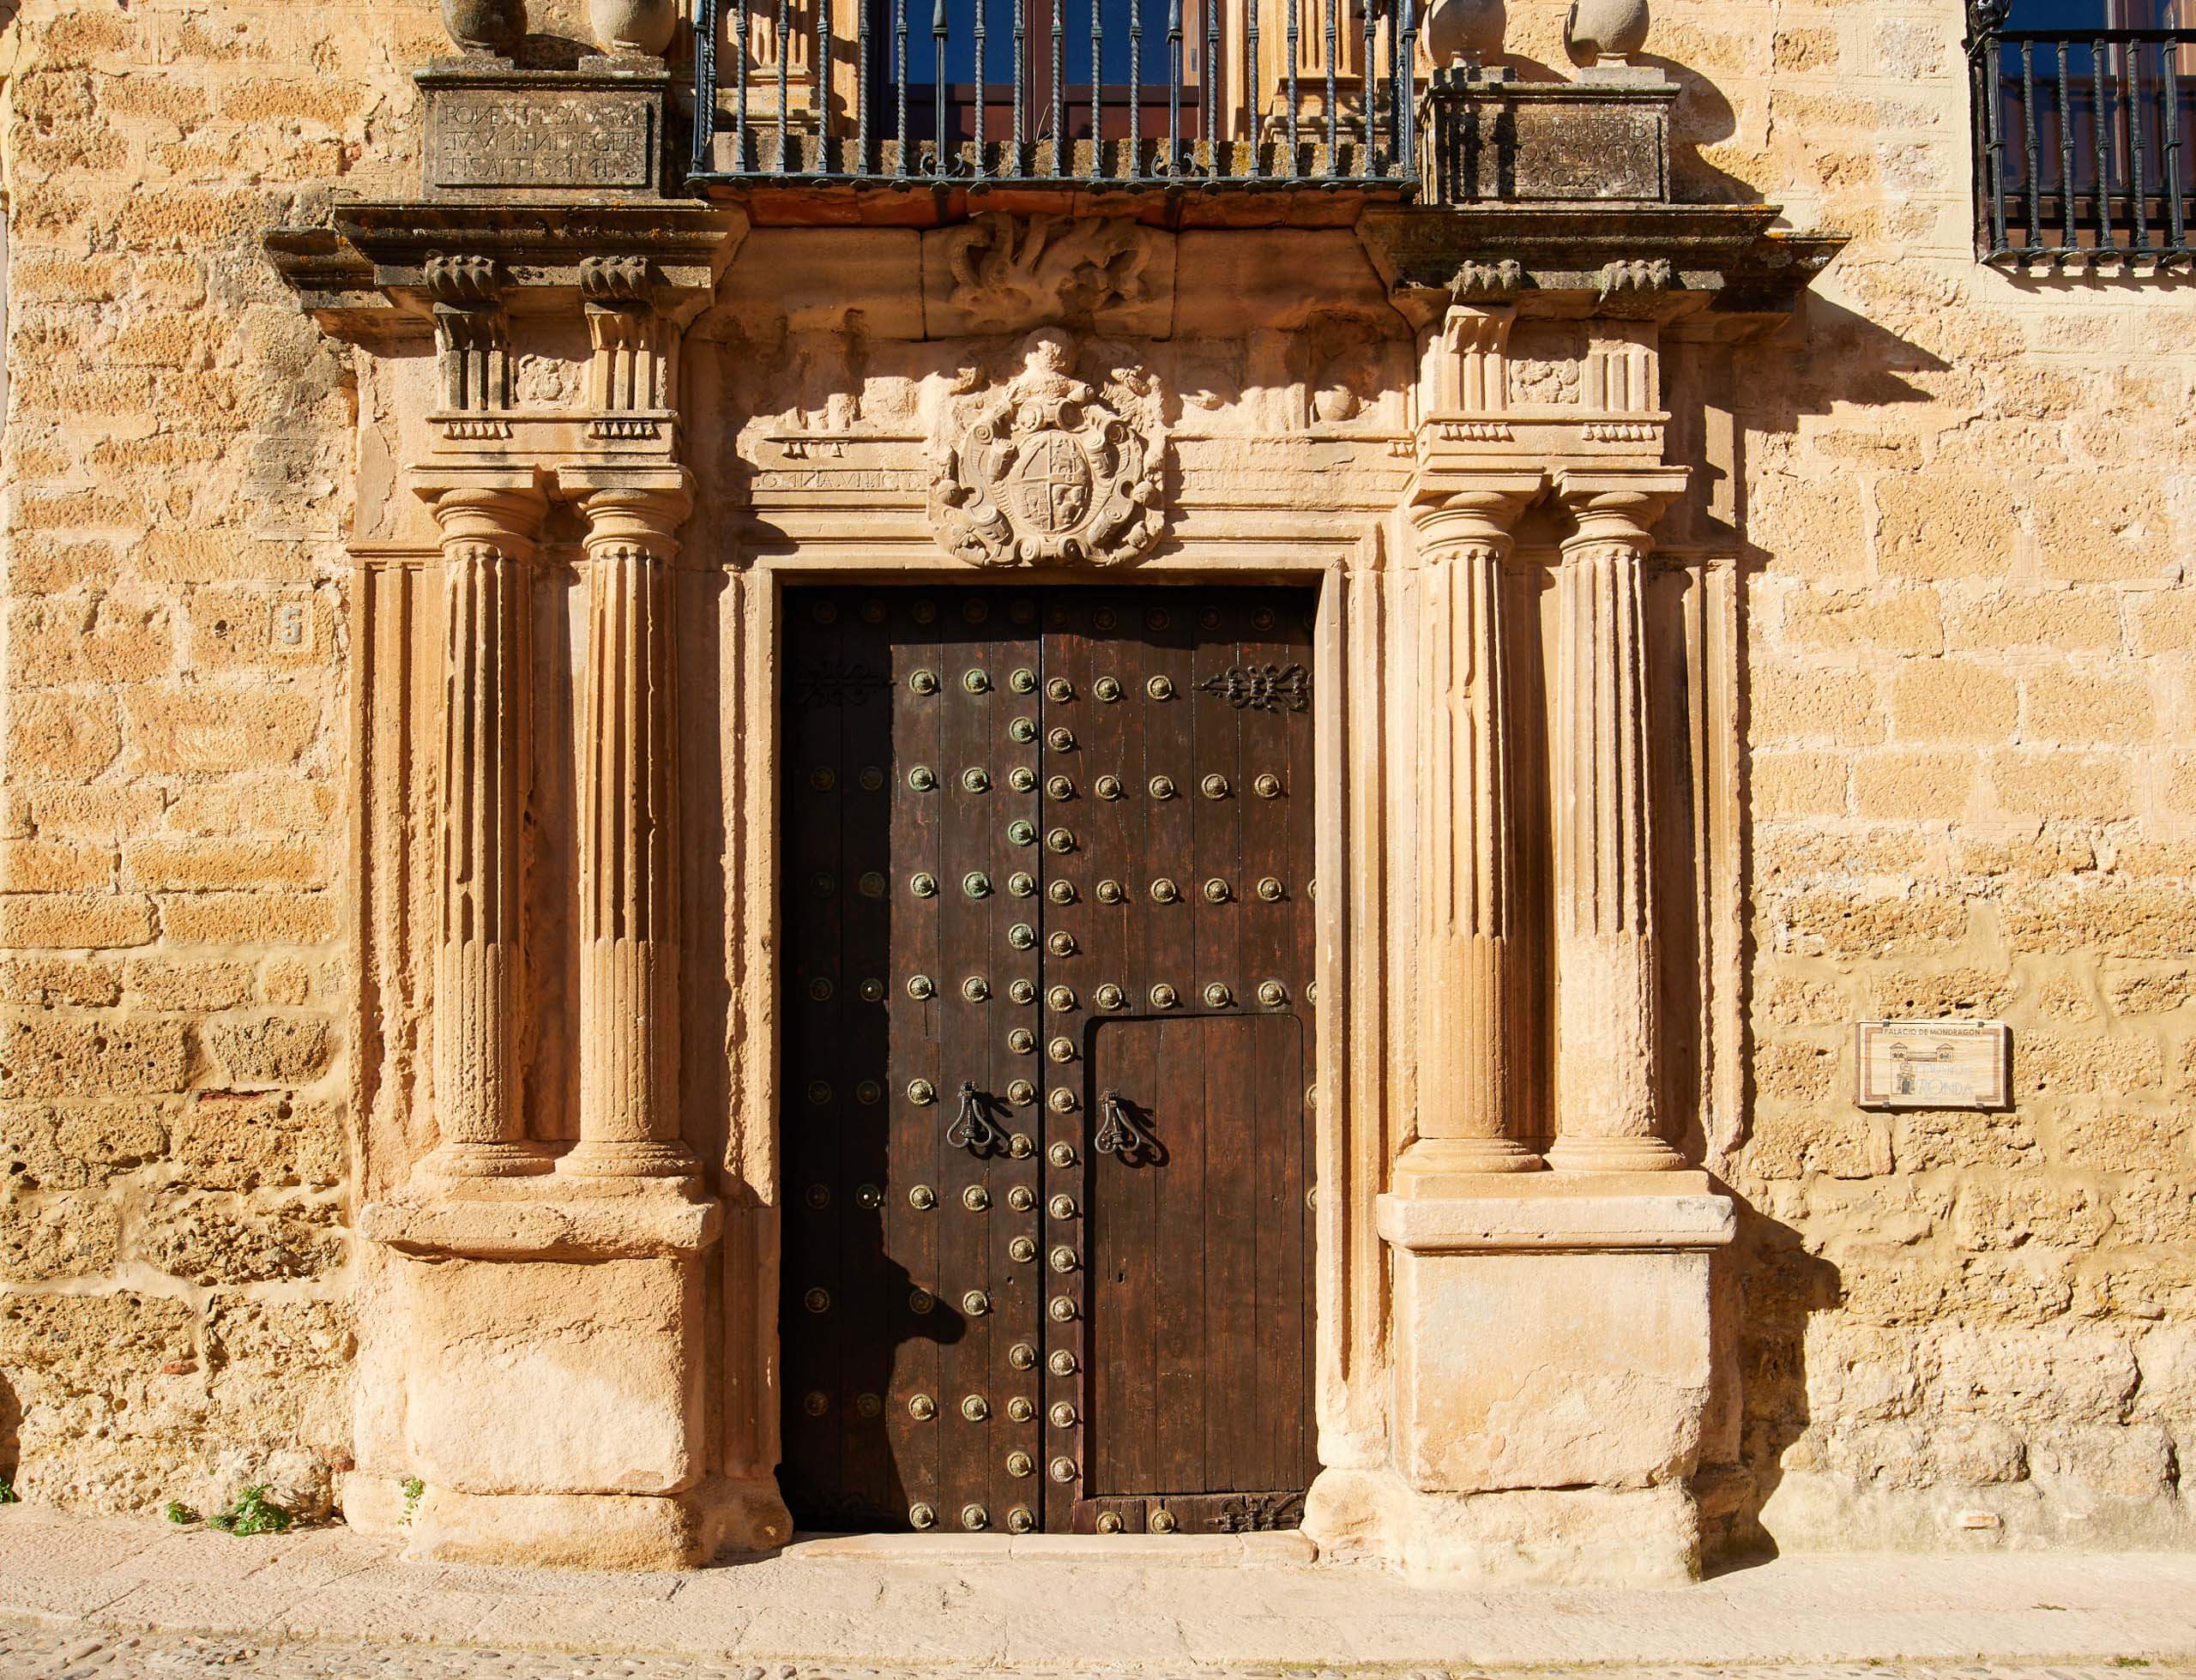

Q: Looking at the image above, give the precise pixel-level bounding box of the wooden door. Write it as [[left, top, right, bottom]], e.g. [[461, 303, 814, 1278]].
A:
[[779, 584, 1317, 1536]]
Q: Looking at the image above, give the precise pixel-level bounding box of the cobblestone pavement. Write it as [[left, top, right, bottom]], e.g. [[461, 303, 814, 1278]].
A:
[[6, 1635, 2196, 1680], [0, 1640, 2193, 1680]]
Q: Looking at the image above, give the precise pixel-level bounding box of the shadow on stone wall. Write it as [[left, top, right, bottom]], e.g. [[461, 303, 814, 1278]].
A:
[[1688, 292, 1945, 1568], [0, 1367, 19, 1492]]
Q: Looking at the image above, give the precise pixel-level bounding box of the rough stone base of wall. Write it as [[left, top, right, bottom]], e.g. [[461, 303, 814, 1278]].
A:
[[1747, 1471, 2196, 1552]]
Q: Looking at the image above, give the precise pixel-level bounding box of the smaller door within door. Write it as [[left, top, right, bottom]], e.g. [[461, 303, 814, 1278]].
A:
[[1076, 1012, 1315, 1534]]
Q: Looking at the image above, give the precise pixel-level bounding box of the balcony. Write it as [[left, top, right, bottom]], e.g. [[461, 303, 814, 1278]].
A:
[[1969, 3, 2196, 264], [685, 0, 1421, 196]]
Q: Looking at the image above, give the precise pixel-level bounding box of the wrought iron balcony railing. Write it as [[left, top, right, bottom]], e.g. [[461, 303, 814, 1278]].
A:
[[1969, 6, 2196, 264], [687, 0, 1420, 190]]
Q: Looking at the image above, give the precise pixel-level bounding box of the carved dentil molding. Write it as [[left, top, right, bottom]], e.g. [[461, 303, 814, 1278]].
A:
[[929, 329, 1167, 569]]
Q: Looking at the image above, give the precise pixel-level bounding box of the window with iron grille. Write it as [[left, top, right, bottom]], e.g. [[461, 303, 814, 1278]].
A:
[[1969, 0, 2196, 265]]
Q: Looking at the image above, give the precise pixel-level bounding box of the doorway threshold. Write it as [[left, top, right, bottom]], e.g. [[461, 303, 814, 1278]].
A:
[[784, 1529, 1318, 1564]]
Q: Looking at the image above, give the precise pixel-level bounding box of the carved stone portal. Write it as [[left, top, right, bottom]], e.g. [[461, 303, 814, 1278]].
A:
[[929, 329, 1167, 568]]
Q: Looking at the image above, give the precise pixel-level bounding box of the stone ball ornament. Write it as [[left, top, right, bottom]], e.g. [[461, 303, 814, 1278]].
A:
[[1423, 0, 1505, 68], [590, 0, 680, 56], [440, 0, 527, 53], [1566, 0, 1649, 60]]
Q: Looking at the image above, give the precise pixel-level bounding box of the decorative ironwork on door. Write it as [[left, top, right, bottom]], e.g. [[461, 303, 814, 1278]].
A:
[[779, 584, 1318, 1535]]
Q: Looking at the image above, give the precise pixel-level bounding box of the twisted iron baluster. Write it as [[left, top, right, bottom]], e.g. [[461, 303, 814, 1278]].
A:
[[776, 0, 793, 170], [1131, 0, 1144, 178], [693, 0, 721, 176], [1091, 0, 1105, 178], [858, 0, 872, 174], [1167, 0, 1183, 177], [1246, 0, 1262, 177], [2163, 35, 2186, 256], [1324, 0, 1336, 172], [2093, 34, 2115, 252], [1206, 0, 1221, 176], [896, 0, 910, 177], [1053, 0, 1067, 175], [816, 0, 833, 175], [934, 0, 950, 173], [1361, 0, 1376, 178], [1286, 0, 1299, 174], [975, 0, 989, 177]]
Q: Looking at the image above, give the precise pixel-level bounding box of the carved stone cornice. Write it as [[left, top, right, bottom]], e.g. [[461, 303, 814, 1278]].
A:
[[264, 202, 743, 343], [1360, 205, 1843, 334]]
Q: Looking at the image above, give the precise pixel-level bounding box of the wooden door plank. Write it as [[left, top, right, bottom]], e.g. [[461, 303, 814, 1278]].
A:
[[840, 589, 898, 1520], [1039, 599, 1098, 1530], [886, 590, 946, 1529]]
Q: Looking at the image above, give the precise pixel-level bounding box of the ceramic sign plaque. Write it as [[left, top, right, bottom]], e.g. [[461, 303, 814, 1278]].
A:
[[1855, 1019, 2012, 1109]]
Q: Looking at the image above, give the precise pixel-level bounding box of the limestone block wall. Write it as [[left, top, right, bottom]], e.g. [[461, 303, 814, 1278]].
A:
[[1614, 0, 2196, 1551], [0, 0, 2191, 1558], [0, 0, 435, 1518]]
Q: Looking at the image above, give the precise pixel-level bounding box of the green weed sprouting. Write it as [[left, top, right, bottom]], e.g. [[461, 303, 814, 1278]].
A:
[[0, 1480, 19, 1505], [164, 1501, 199, 1526], [208, 1485, 294, 1538], [400, 1476, 424, 1526]]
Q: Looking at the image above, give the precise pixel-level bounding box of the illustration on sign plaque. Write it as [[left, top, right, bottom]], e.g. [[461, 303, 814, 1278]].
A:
[[1854, 1019, 2012, 1109], [930, 328, 1167, 568]]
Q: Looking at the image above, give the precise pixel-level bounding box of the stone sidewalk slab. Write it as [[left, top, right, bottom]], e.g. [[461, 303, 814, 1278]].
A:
[[3, 1508, 2196, 1671]]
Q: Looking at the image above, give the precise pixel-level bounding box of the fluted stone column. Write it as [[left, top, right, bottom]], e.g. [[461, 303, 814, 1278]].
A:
[[1547, 468, 1689, 1173], [1397, 478, 1544, 1189], [562, 470, 700, 1182], [425, 476, 552, 1180]]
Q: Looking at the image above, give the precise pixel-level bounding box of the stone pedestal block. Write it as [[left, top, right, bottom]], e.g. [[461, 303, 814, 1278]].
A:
[[1336, 1178, 1732, 1580], [346, 1187, 750, 1569]]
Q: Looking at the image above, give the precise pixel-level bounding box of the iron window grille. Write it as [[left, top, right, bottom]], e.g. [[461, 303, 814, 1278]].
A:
[[687, 0, 1420, 190], [1968, 0, 2196, 265]]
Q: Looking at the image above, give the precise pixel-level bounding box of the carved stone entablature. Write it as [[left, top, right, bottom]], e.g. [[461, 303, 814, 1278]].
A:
[[923, 214, 1175, 338], [929, 329, 1166, 569]]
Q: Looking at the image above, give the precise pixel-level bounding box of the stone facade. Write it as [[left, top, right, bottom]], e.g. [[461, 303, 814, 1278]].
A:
[[0, 0, 2191, 1581]]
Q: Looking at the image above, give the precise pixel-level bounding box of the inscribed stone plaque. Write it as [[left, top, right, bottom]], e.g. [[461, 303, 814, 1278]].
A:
[[1855, 1019, 2011, 1109], [430, 89, 655, 191]]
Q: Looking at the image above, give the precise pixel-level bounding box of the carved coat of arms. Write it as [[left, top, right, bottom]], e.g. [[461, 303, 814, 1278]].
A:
[[930, 328, 1166, 569]]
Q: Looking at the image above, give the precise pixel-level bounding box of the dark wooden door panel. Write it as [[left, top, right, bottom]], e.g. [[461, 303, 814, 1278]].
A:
[[780, 584, 1316, 1537]]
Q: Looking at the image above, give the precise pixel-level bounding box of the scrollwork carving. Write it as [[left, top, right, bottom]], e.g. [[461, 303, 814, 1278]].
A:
[[929, 329, 1166, 569], [941, 214, 1155, 331]]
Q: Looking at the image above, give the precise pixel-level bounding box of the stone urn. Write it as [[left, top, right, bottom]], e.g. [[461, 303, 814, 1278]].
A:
[[1423, 0, 1504, 69], [590, 0, 680, 56], [440, 0, 527, 53], [1565, 0, 1648, 60]]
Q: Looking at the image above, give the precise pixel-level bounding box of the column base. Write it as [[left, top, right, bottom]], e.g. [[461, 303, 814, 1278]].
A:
[[559, 1137, 701, 1180], [422, 1140, 554, 1178], [1545, 1133, 1687, 1172], [1392, 1135, 1543, 1193], [1306, 1466, 1702, 1583]]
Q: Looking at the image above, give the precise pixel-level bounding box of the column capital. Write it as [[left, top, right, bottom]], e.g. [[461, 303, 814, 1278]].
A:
[[416, 467, 552, 554], [558, 466, 695, 556], [1412, 472, 1545, 556], [1553, 466, 1689, 549]]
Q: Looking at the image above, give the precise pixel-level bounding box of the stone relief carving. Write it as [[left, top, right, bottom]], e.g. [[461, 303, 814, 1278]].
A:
[[929, 329, 1166, 568], [940, 214, 1155, 331], [1308, 313, 1387, 424]]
